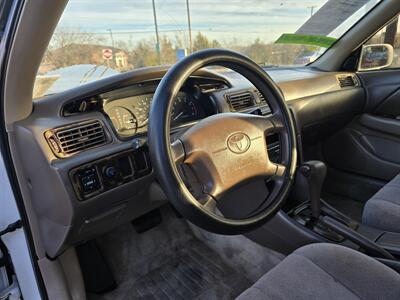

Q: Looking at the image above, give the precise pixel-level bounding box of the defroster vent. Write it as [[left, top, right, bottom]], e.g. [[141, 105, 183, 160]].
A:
[[45, 120, 108, 158]]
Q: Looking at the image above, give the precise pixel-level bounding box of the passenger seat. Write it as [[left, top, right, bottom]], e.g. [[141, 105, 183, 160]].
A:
[[362, 174, 400, 233]]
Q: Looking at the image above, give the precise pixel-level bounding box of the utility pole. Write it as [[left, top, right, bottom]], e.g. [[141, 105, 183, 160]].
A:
[[186, 0, 192, 54], [152, 0, 161, 64], [107, 29, 115, 67], [307, 5, 317, 17], [107, 28, 115, 49]]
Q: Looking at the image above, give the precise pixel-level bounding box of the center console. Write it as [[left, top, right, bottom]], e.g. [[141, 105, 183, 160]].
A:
[[287, 160, 400, 270]]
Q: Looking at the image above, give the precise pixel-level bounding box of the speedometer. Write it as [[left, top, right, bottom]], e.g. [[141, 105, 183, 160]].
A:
[[104, 92, 203, 138], [135, 96, 151, 127], [171, 95, 198, 125], [106, 106, 137, 137]]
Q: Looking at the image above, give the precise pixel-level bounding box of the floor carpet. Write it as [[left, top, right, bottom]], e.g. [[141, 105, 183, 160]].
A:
[[89, 207, 257, 300]]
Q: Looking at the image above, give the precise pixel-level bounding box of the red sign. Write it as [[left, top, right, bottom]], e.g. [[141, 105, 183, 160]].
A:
[[102, 48, 113, 60]]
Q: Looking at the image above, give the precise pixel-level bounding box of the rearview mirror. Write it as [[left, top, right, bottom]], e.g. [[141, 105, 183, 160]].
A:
[[358, 44, 394, 71]]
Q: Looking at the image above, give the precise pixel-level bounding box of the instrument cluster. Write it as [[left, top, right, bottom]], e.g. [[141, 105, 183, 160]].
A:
[[104, 91, 211, 138]]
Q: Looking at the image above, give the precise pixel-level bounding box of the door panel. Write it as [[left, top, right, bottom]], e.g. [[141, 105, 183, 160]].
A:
[[323, 70, 400, 182], [374, 89, 400, 117], [358, 69, 400, 113], [358, 113, 400, 137], [323, 124, 400, 181]]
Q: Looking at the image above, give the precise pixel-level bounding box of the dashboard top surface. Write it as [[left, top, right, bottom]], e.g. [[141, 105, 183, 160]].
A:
[[28, 65, 361, 158], [25, 65, 362, 147]]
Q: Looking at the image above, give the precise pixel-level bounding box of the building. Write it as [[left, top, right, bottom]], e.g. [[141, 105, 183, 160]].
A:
[[115, 51, 129, 70]]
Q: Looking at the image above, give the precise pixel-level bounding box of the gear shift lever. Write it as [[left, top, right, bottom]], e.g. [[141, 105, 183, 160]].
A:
[[295, 161, 327, 221], [291, 162, 394, 257]]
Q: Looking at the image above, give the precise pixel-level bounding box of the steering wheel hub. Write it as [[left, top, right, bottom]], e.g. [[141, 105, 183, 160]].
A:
[[172, 113, 286, 201]]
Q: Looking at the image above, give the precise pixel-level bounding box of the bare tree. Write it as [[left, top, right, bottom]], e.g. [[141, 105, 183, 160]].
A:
[[43, 27, 104, 69]]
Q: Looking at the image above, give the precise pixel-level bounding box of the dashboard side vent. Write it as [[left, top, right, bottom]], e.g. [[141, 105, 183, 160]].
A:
[[226, 91, 254, 111], [337, 75, 358, 88], [45, 120, 107, 157]]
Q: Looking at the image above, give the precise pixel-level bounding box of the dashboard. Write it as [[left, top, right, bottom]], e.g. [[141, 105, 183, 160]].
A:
[[18, 66, 364, 257]]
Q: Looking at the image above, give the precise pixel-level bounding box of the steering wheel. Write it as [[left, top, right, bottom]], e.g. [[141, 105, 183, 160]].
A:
[[148, 49, 297, 234]]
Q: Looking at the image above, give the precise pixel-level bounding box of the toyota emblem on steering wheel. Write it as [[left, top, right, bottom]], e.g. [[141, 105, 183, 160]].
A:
[[227, 132, 251, 154]]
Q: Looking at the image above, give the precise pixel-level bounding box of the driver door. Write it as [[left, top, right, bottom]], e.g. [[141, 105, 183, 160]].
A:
[[0, 0, 42, 298]]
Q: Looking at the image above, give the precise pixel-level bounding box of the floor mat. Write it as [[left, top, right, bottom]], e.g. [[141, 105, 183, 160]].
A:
[[124, 240, 251, 300], [322, 193, 365, 222], [189, 224, 284, 282], [90, 208, 252, 300]]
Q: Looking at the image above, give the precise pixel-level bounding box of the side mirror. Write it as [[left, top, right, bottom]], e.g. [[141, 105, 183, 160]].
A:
[[358, 44, 394, 71]]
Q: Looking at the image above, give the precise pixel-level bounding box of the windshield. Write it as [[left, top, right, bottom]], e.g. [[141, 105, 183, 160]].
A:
[[33, 0, 381, 98]]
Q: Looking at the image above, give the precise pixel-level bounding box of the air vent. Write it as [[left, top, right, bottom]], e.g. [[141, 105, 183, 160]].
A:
[[62, 97, 102, 116], [198, 82, 227, 93], [337, 75, 358, 88], [226, 91, 254, 111], [45, 120, 107, 157], [255, 90, 266, 103]]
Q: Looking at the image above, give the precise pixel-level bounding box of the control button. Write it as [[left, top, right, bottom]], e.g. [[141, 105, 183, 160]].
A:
[[104, 166, 117, 178], [81, 174, 98, 192], [76, 167, 101, 194]]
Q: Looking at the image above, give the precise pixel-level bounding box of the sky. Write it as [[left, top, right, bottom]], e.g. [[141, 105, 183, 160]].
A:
[[57, 0, 329, 47]]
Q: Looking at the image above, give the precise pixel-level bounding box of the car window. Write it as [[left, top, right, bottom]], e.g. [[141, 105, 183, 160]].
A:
[[33, 0, 382, 99]]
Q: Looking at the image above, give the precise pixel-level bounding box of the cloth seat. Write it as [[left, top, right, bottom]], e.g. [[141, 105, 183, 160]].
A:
[[362, 174, 400, 232], [236, 243, 400, 300]]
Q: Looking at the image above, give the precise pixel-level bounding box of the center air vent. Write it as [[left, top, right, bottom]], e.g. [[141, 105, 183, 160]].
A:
[[337, 75, 358, 88], [226, 91, 255, 111], [45, 120, 108, 158]]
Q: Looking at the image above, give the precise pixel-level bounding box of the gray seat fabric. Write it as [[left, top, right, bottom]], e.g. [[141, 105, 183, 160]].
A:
[[236, 243, 400, 300], [362, 174, 400, 232]]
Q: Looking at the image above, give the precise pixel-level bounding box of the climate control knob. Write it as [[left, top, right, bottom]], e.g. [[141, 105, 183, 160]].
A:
[[104, 166, 117, 179]]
